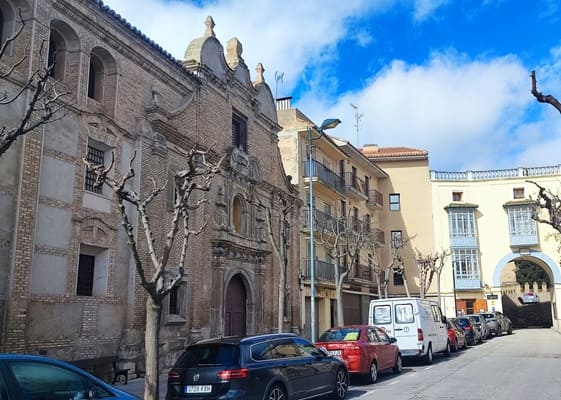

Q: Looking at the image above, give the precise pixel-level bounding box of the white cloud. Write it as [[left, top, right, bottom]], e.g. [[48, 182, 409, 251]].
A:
[[99, 0, 561, 171], [297, 51, 540, 171]]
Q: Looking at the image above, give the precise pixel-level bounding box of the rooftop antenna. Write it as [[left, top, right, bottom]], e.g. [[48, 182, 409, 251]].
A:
[[350, 103, 363, 147], [275, 71, 284, 100]]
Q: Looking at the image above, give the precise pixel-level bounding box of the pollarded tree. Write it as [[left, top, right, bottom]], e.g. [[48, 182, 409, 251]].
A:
[[317, 214, 374, 326], [1, 8, 68, 157], [415, 249, 450, 301], [84, 147, 223, 400], [260, 190, 297, 333], [370, 246, 405, 299]]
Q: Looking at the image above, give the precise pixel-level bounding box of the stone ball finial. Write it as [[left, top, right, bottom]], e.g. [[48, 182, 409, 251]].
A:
[[204, 16, 216, 37]]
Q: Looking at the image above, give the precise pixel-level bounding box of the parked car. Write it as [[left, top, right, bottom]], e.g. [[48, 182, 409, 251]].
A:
[[446, 319, 467, 351], [315, 325, 402, 383], [0, 354, 139, 399], [166, 333, 349, 400], [452, 316, 482, 345], [368, 297, 450, 364], [495, 311, 513, 335], [467, 314, 490, 339], [479, 312, 500, 336], [521, 291, 540, 304]]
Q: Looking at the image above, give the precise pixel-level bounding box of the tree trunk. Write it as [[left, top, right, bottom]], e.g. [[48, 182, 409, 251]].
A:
[[437, 271, 442, 306], [402, 275, 411, 297], [278, 264, 286, 333], [144, 296, 162, 400], [336, 281, 344, 327]]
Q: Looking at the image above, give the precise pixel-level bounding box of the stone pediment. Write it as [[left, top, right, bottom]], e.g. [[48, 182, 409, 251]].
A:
[[184, 16, 227, 80]]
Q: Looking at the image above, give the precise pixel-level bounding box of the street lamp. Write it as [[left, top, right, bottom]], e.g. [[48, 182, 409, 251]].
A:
[[308, 118, 341, 343]]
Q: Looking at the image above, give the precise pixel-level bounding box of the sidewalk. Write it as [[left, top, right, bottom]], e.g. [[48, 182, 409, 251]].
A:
[[116, 373, 168, 398]]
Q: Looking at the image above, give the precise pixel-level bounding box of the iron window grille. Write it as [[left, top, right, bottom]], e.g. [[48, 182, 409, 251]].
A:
[[85, 145, 104, 194], [77, 254, 95, 296]]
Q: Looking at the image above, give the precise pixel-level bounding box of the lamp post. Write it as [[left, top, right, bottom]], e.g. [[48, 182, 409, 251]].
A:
[[308, 118, 341, 343]]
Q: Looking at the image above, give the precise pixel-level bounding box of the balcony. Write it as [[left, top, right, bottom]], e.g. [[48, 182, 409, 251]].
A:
[[454, 277, 482, 290], [343, 173, 368, 201], [352, 263, 373, 281], [303, 208, 344, 233], [366, 189, 383, 209], [367, 227, 385, 246], [509, 232, 539, 247], [301, 259, 336, 282], [303, 160, 345, 196]]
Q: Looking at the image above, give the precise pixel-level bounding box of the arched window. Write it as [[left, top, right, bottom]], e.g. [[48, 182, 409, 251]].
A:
[[232, 196, 242, 233], [88, 53, 104, 101], [47, 30, 65, 79], [232, 195, 246, 234]]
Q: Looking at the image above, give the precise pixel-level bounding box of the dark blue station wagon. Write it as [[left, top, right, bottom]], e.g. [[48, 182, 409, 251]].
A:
[[166, 333, 349, 400]]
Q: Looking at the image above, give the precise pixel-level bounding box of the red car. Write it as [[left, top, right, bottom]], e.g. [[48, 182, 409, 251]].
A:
[[446, 319, 467, 351], [316, 325, 402, 384]]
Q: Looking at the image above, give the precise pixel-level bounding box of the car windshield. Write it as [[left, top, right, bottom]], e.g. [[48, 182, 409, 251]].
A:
[[456, 318, 469, 327], [319, 327, 361, 342], [175, 344, 240, 368], [480, 313, 495, 319]]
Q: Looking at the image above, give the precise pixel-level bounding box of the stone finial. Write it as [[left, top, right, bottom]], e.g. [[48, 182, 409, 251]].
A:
[[255, 63, 265, 84], [204, 16, 216, 37]]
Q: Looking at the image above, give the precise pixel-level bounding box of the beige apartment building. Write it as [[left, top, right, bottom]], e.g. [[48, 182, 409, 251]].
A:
[[431, 166, 561, 329], [362, 145, 436, 297], [277, 99, 387, 338]]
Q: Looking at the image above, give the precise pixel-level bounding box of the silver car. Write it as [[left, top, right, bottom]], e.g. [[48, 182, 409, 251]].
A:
[[479, 312, 500, 336], [467, 314, 490, 340]]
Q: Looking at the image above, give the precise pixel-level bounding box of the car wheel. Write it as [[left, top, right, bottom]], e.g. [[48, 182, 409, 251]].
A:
[[330, 367, 349, 400], [393, 354, 403, 374], [366, 361, 378, 384], [424, 345, 433, 365], [444, 340, 451, 357], [265, 384, 286, 400], [507, 326, 512, 335]]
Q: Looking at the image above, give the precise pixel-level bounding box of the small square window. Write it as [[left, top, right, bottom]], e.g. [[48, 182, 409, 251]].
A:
[[452, 191, 463, 201], [389, 194, 400, 211], [513, 188, 525, 199]]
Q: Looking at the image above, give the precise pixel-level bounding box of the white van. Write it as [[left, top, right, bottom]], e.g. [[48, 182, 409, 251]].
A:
[[368, 297, 450, 364]]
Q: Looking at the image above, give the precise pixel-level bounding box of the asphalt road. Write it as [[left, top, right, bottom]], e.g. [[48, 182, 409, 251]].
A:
[[350, 328, 561, 400], [121, 328, 561, 400]]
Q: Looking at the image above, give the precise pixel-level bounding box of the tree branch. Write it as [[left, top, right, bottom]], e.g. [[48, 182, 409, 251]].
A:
[[531, 70, 561, 114]]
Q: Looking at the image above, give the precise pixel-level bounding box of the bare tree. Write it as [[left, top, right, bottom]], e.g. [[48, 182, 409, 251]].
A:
[[84, 148, 223, 400], [530, 70, 561, 114], [528, 180, 561, 233], [391, 256, 411, 297], [317, 215, 374, 326], [414, 249, 450, 300], [0, 9, 68, 158], [260, 190, 297, 332], [370, 248, 404, 299]]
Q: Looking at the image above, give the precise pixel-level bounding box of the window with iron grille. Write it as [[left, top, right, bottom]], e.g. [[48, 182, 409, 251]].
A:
[[393, 271, 404, 286], [232, 112, 247, 152], [391, 230, 403, 250], [85, 145, 104, 194], [169, 286, 179, 315], [76, 254, 95, 296]]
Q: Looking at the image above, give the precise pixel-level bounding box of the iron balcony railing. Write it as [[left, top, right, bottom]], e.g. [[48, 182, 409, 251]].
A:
[[343, 172, 367, 199], [303, 160, 345, 194], [303, 208, 345, 233], [301, 259, 336, 282], [367, 189, 383, 208]]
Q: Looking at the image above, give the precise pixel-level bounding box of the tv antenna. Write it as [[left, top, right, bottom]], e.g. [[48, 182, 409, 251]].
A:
[[350, 103, 363, 147], [275, 71, 284, 100]]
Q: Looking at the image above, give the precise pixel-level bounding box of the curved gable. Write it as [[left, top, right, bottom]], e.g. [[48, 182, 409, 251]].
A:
[[184, 16, 227, 80], [253, 63, 277, 123]]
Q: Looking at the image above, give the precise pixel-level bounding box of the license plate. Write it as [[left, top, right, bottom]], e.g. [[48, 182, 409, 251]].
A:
[[328, 350, 342, 356], [185, 385, 212, 394]]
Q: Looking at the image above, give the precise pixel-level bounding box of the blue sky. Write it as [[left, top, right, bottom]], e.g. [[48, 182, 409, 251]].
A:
[[103, 0, 561, 171]]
